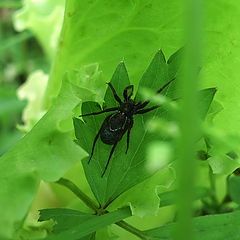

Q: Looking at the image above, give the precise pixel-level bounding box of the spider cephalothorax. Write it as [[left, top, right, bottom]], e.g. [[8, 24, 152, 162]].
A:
[[80, 79, 174, 177]]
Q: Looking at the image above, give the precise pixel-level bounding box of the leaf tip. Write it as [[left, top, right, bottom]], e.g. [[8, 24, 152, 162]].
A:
[[207, 87, 218, 94], [167, 47, 184, 64], [212, 87, 217, 93], [119, 60, 126, 66], [154, 49, 166, 63], [114, 61, 128, 76]]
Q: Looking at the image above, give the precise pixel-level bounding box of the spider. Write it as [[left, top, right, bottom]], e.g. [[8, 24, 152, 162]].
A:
[[80, 79, 174, 177]]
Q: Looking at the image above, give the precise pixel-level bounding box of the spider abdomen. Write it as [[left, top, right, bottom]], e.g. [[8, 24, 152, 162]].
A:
[[100, 128, 121, 145], [100, 113, 128, 145]]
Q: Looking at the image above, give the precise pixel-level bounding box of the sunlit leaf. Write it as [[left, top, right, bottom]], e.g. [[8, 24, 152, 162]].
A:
[[0, 75, 94, 239]]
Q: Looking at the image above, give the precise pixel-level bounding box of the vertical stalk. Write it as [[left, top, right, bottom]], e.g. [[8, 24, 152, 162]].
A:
[[174, 0, 203, 240]]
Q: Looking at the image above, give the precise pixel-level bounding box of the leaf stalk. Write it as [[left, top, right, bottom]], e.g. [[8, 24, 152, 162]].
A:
[[56, 177, 150, 239]]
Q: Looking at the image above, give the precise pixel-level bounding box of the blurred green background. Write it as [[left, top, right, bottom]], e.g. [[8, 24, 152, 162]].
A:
[[0, 0, 49, 155]]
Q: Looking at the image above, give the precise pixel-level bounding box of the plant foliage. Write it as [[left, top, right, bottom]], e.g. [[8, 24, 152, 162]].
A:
[[1, 0, 240, 240]]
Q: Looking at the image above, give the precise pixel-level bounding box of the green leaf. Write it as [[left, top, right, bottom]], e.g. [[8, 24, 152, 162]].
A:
[[198, 88, 217, 120], [104, 62, 130, 107], [44, 0, 184, 107], [205, 100, 224, 124], [108, 166, 175, 217], [73, 51, 177, 206], [95, 228, 118, 240], [134, 50, 168, 101], [228, 175, 240, 205], [201, 2, 240, 135], [42, 207, 131, 240], [39, 208, 95, 233], [205, 128, 240, 175], [39, 208, 96, 240], [208, 155, 240, 175], [0, 76, 91, 239], [159, 187, 209, 208], [144, 211, 240, 240], [167, 47, 183, 80]]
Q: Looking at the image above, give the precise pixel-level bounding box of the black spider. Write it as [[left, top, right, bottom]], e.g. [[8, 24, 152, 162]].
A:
[[80, 79, 174, 177]]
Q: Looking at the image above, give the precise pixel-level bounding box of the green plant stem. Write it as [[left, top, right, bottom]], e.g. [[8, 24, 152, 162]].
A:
[[56, 177, 149, 240], [116, 221, 150, 240], [56, 178, 99, 211]]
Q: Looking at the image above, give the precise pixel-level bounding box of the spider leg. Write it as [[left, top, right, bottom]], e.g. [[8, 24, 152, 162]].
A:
[[101, 142, 118, 177], [126, 119, 133, 154], [135, 97, 180, 115], [123, 85, 134, 101], [107, 82, 122, 104], [79, 107, 118, 117], [135, 100, 150, 110], [135, 105, 159, 115], [135, 78, 175, 111], [88, 128, 101, 164]]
